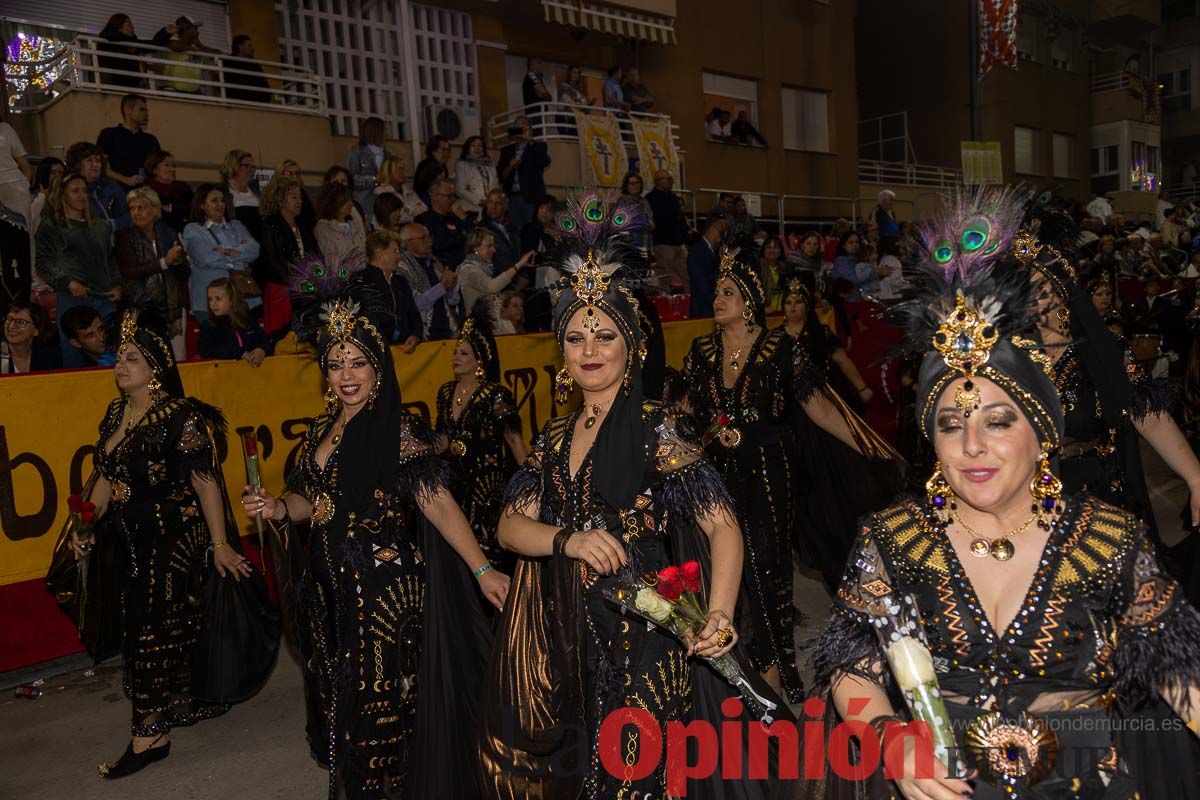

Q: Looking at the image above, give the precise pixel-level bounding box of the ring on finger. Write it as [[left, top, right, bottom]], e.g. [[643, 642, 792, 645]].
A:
[[715, 628, 734, 648]]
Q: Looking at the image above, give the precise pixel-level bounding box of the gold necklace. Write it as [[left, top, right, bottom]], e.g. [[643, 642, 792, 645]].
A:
[[329, 414, 348, 447], [950, 510, 1039, 561], [124, 400, 150, 434], [454, 380, 476, 406], [583, 399, 613, 429]]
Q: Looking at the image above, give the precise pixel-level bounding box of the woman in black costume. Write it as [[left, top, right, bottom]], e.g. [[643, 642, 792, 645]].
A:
[[434, 310, 526, 577], [70, 309, 252, 779], [1016, 230, 1200, 542], [479, 194, 789, 800], [679, 251, 898, 701], [811, 192, 1200, 800], [243, 290, 509, 799]]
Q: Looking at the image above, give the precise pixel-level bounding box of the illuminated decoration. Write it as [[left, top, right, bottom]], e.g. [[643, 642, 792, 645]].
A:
[[1130, 162, 1157, 193], [5, 33, 69, 108], [978, 0, 1020, 78]]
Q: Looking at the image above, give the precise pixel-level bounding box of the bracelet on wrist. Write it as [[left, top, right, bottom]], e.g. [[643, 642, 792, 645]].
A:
[[869, 714, 904, 741], [213, 540, 228, 549], [472, 562, 493, 578], [553, 527, 574, 556]]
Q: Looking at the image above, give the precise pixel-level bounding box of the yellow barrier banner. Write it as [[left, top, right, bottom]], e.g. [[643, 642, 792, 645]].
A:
[[631, 116, 681, 185], [0, 321, 713, 587], [575, 109, 629, 187]]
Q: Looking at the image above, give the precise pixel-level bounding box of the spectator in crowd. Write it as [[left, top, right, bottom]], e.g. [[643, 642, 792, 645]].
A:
[[824, 218, 851, 262], [646, 169, 689, 291], [758, 236, 787, 311], [28, 157, 64, 240], [277, 158, 317, 229], [199, 276, 271, 365], [357, 228, 422, 349], [833, 229, 890, 301], [498, 116, 551, 232], [255, 174, 313, 333], [348, 117, 390, 212], [707, 192, 737, 220], [314, 181, 366, 266], [479, 189, 520, 273], [785, 230, 823, 275], [1, 298, 61, 374], [96, 94, 160, 190], [454, 136, 498, 217], [219, 148, 261, 239], [1129, 277, 1172, 330], [414, 136, 451, 200], [163, 17, 220, 94], [603, 66, 628, 112], [373, 192, 407, 233], [456, 227, 533, 316], [557, 64, 595, 134], [731, 111, 767, 147], [1156, 186, 1172, 228], [224, 34, 272, 103], [416, 177, 472, 268], [36, 172, 120, 366], [519, 194, 560, 271], [687, 211, 728, 318], [117, 186, 187, 354], [621, 66, 655, 113], [181, 183, 259, 323], [0, 200, 30, 308], [0, 120, 32, 235], [873, 189, 900, 239], [1161, 205, 1187, 250], [97, 14, 147, 88], [66, 142, 130, 230], [60, 305, 114, 367], [706, 108, 733, 141], [1094, 234, 1119, 268], [1087, 191, 1113, 222], [620, 172, 654, 253], [143, 150, 193, 234], [522, 56, 554, 129], [874, 236, 907, 301], [730, 196, 765, 242], [398, 222, 460, 340], [373, 156, 427, 227], [496, 289, 525, 335]]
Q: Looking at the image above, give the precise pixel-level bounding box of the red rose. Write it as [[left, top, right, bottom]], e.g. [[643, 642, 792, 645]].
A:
[[243, 433, 258, 457], [717, 414, 731, 427], [657, 565, 683, 602], [81, 510, 95, 524], [82, 501, 96, 513], [680, 560, 702, 593], [68, 494, 83, 513]]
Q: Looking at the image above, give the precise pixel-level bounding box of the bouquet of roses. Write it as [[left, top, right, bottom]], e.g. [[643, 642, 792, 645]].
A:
[[700, 413, 742, 449], [603, 561, 778, 722], [67, 494, 98, 586]]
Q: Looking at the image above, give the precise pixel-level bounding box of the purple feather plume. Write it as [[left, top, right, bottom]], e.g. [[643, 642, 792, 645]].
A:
[[919, 185, 1029, 284]]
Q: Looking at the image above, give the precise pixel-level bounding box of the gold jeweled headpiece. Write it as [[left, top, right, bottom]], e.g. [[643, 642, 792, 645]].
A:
[[784, 276, 811, 303], [570, 250, 612, 333], [931, 293, 999, 416], [459, 316, 494, 364], [716, 247, 765, 308], [321, 300, 360, 348], [119, 310, 138, 349], [117, 309, 174, 373], [1012, 230, 1043, 267]]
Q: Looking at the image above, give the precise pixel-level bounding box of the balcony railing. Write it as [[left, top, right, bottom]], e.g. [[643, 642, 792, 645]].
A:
[[487, 102, 682, 154], [858, 159, 963, 189], [5, 34, 324, 114]]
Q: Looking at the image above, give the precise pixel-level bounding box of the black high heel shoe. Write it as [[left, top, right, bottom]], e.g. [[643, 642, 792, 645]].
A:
[[97, 736, 171, 779]]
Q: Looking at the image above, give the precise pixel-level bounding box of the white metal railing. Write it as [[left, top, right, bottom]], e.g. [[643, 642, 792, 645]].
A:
[[5, 34, 324, 115], [857, 159, 963, 189], [1090, 70, 1153, 94], [487, 102, 682, 154], [858, 112, 917, 164]]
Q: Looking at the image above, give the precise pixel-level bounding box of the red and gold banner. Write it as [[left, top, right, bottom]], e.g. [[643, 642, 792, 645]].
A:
[[979, 0, 1020, 78]]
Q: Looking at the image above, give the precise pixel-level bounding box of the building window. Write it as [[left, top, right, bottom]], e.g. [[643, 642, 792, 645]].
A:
[[1016, 15, 1038, 63], [1052, 133, 1074, 178], [1014, 126, 1040, 174], [1159, 68, 1191, 113], [702, 71, 758, 142], [1091, 144, 1119, 195], [1049, 28, 1074, 71], [781, 87, 829, 153]]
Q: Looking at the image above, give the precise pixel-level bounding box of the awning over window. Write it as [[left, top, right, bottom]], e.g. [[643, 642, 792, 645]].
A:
[[541, 0, 677, 45]]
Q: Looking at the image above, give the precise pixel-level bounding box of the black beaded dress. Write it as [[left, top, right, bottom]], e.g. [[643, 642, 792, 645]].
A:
[[813, 494, 1200, 799], [434, 379, 522, 573], [94, 394, 233, 737], [681, 326, 810, 702]]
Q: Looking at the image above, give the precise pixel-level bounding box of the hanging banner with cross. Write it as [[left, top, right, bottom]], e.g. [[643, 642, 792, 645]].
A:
[[978, 0, 1020, 78], [575, 110, 629, 187], [630, 115, 682, 186]]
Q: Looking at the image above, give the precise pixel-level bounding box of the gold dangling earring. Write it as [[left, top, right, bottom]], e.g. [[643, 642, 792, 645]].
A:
[[1030, 447, 1063, 529], [1056, 306, 1071, 334], [366, 380, 380, 411], [926, 461, 956, 522], [475, 365, 486, 381], [324, 385, 339, 415], [622, 350, 634, 395], [742, 307, 756, 333], [554, 366, 573, 405], [147, 376, 162, 401]]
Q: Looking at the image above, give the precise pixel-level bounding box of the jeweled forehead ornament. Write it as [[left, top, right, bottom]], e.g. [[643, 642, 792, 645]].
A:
[[570, 249, 611, 333], [320, 299, 360, 347], [932, 292, 999, 417]]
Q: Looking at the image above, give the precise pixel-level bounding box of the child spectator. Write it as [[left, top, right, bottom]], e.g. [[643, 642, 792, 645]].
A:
[[199, 277, 272, 366]]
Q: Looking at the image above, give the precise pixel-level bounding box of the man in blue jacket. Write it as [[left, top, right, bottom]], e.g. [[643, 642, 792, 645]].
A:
[[687, 212, 728, 318], [497, 116, 551, 233]]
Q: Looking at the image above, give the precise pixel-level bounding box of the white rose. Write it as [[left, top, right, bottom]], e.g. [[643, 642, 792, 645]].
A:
[[886, 636, 936, 691], [634, 588, 675, 624]]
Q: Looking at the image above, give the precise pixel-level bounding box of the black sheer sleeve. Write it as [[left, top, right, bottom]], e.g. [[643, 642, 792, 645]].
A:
[[501, 426, 546, 512], [492, 386, 522, 436], [396, 414, 454, 506], [1124, 348, 1175, 421]]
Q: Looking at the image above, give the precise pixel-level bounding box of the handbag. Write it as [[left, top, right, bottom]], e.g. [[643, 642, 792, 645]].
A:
[[190, 540, 281, 704], [207, 225, 261, 297]]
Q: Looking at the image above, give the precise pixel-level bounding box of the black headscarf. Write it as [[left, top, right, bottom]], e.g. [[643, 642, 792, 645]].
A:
[[459, 308, 500, 384], [114, 307, 185, 398], [716, 247, 767, 328], [550, 192, 649, 511]]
